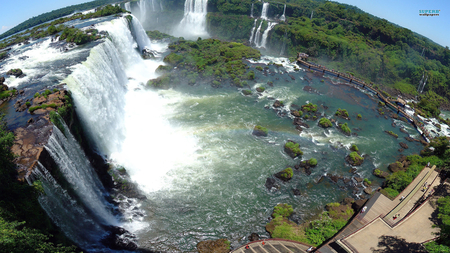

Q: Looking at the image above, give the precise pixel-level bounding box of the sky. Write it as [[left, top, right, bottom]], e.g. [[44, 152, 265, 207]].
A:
[[0, 0, 448, 47], [334, 0, 449, 47]]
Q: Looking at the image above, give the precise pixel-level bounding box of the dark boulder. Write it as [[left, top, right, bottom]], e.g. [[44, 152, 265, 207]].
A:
[[101, 226, 138, 251], [0, 76, 5, 85], [352, 199, 367, 212], [275, 167, 294, 182], [273, 100, 284, 108], [6, 68, 23, 77], [388, 161, 404, 173], [248, 233, 260, 242], [265, 177, 279, 190], [142, 47, 157, 59]]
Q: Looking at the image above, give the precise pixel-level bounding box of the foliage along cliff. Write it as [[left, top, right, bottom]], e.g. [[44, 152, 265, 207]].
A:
[[206, 0, 450, 106]]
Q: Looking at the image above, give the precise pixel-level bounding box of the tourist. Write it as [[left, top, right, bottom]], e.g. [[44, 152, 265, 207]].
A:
[[361, 206, 367, 213], [400, 196, 405, 201], [245, 245, 249, 249]]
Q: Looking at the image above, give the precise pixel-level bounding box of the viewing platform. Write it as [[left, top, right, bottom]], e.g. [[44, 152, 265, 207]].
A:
[[317, 166, 441, 253], [231, 239, 314, 253]]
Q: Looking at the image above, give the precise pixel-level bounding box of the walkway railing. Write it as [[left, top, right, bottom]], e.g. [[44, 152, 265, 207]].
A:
[[296, 58, 431, 142]]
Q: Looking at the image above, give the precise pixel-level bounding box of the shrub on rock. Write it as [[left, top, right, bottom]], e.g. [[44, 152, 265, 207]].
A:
[[253, 125, 268, 137]]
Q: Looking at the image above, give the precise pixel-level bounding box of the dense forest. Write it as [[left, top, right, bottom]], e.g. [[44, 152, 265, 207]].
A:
[[206, 0, 450, 106], [0, 0, 118, 40]]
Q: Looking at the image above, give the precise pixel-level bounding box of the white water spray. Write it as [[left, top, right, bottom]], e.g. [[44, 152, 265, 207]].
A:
[[176, 0, 209, 39], [251, 3, 254, 17], [280, 4, 286, 21], [125, 2, 131, 12], [261, 2, 270, 20], [249, 19, 258, 44], [139, 0, 147, 23]]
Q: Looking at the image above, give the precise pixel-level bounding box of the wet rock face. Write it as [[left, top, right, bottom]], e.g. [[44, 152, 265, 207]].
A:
[[265, 177, 280, 191], [101, 226, 138, 251], [248, 233, 260, 241], [142, 48, 158, 59]]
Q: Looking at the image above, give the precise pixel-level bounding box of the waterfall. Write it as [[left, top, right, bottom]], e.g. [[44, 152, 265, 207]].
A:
[[251, 3, 254, 17], [125, 2, 131, 12], [32, 162, 107, 250], [253, 20, 263, 47], [45, 123, 117, 225], [280, 4, 286, 21], [130, 15, 153, 53], [258, 22, 276, 48], [139, 0, 147, 23], [176, 0, 209, 39], [310, 10, 314, 20], [249, 19, 257, 44], [261, 2, 269, 20], [65, 36, 128, 156]]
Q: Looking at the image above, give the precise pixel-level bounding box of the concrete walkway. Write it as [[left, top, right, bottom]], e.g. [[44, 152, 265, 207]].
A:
[[317, 166, 441, 253]]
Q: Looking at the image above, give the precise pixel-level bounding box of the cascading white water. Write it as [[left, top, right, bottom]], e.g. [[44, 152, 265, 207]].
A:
[[130, 15, 153, 52], [249, 19, 257, 44], [253, 21, 263, 46], [139, 0, 147, 23], [125, 2, 131, 12], [250, 3, 254, 17], [280, 4, 286, 21], [32, 162, 106, 249], [65, 38, 127, 156], [259, 22, 277, 48], [45, 123, 117, 225], [67, 16, 197, 195], [176, 0, 209, 39], [260, 2, 269, 20]]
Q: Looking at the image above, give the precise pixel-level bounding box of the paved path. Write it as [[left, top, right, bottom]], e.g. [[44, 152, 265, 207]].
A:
[[317, 166, 440, 253], [231, 239, 314, 253]]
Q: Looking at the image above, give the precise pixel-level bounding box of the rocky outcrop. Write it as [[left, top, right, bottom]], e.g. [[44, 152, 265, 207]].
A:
[[388, 161, 404, 173], [7, 68, 24, 77], [273, 100, 284, 108], [265, 177, 280, 191], [399, 142, 409, 149], [275, 167, 294, 182], [101, 226, 138, 251], [346, 152, 364, 166], [252, 125, 268, 137], [373, 169, 389, 178], [142, 48, 157, 59], [197, 239, 230, 253], [284, 140, 303, 158]]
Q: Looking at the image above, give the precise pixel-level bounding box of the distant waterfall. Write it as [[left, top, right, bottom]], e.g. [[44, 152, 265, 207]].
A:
[[249, 19, 258, 44], [280, 4, 286, 21], [125, 2, 131, 12], [261, 2, 269, 20], [176, 0, 209, 39], [139, 0, 147, 23], [250, 3, 254, 17], [257, 22, 276, 48], [249, 3, 277, 49]]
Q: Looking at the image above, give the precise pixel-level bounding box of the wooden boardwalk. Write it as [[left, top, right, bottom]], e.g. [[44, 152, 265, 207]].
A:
[[231, 239, 314, 253], [296, 58, 431, 142], [316, 166, 439, 253]]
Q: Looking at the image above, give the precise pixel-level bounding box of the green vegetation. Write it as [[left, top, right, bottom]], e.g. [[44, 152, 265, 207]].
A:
[[363, 178, 371, 185], [318, 117, 332, 128], [256, 86, 265, 92], [25, 101, 31, 107], [309, 158, 318, 166], [350, 144, 359, 152], [427, 196, 450, 250], [357, 113, 362, 119], [242, 90, 252, 96], [339, 122, 351, 135], [301, 102, 317, 112], [386, 130, 398, 138], [59, 27, 101, 45], [0, 4, 124, 49], [0, 89, 17, 100], [28, 103, 57, 113], [254, 125, 268, 135], [146, 30, 175, 41], [279, 167, 294, 180], [273, 204, 294, 219], [256, 66, 263, 71], [208, 0, 450, 104], [285, 141, 303, 157], [381, 137, 450, 199], [0, 1, 121, 40], [349, 151, 363, 163], [0, 114, 75, 252], [335, 108, 349, 118], [157, 38, 260, 87]]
